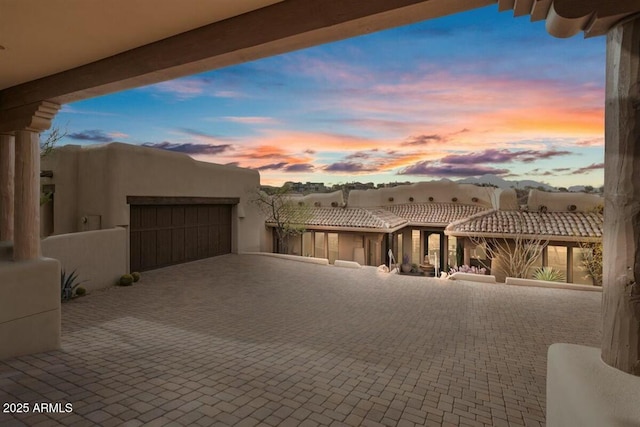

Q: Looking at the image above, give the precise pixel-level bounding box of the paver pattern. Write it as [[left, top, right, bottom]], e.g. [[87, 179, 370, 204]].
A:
[[1, 254, 601, 426]]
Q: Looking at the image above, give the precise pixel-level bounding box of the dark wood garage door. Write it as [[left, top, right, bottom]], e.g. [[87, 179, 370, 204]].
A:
[[129, 202, 233, 272]]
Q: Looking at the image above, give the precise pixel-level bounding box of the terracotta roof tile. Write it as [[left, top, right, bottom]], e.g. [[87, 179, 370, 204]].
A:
[[385, 203, 490, 225], [268, 207, 406, 230], [446, 210, 603, 241]]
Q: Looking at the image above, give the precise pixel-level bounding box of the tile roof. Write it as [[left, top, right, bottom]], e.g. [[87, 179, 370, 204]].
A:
[[385, 203, 490, 225], [267, 207, 407, 231], [445, 210, 603, 241]]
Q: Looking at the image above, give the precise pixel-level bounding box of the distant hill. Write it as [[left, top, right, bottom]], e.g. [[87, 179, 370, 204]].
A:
[[456, 174, 556, 191]]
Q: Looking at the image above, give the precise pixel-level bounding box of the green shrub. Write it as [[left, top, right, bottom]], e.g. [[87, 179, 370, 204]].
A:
[[533, 267, 565, 283], [131, 272, 141, 282], [75, 287, 86, 296], [119, 274, 134, 286]]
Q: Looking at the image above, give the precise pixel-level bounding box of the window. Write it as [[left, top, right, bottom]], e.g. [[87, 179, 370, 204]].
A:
[[411, 230, 421, 264], [302, 232, 313, 257], [525, 244, 544, 279], [572, 246, 593, 285], [547, 245, 568, 282], [427, 233, 440, 267], [327, 233, 339, 264], [315, 233, 325, 258], [396, 234, 403, 264], [448, 236, 458, 268], [471, 243, 486, 260]]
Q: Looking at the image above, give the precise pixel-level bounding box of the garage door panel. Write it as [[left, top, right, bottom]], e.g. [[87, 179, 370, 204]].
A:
[[185, 206, 198, 225], [172, 206, 185, 226], [172, 228, 185, 263], [197, 225, 209, 258], [184, 226, 199, 260], [157, 206, 172, 227], [156, 229, 172, 266], [140, 206, 157, 228], [131, 203, 232, 271], [220, 226, 231, 254], [130, 206, 141, 229], [198, 206, 209, 225], [140, 230, 157, 270], [130, 231, 141, 272], [208, 226, 219, 256], [209, 206, 219, 224]]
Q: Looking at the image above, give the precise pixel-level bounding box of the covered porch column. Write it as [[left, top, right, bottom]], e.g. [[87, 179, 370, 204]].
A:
[[601, 15, 640, 376], [546, 14, 640, 427], [14, 129, 43, 260], [0, 100, 61, 360], [0, 132, 14, 244]]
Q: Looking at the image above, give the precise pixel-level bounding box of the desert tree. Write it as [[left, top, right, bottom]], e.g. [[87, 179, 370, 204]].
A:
[[577, 205, 604, 286], [39, 125, 67, 205], [40, 125, 67, 159], [253, 184, 311, 254], [578, 241, 603, 286]]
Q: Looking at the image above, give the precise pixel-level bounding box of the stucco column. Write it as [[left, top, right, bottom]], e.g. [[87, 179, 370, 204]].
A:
[[0, 132, 14, 242], [13, 130, 41, 260], [463, 238, 471, 266], [0, 101, 60, 261], [602, 15, 640, 376]]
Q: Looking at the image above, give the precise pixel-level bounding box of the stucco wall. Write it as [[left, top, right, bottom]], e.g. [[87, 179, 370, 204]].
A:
[[42, 143, 265, 253], [42, 228, 127, 291], [0, 258, 61, 360], [347, 181, 497, 208], [527, 189, 603, 212], [288, 190, 345, 207]]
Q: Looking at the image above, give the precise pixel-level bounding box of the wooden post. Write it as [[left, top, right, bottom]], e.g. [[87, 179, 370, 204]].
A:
[[0, 133, 14, 242], [602, 15, 640, 376], [13, 130, 41, 261]]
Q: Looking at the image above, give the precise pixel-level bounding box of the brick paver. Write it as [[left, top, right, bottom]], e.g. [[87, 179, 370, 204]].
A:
[[1, 254, 601, 425]]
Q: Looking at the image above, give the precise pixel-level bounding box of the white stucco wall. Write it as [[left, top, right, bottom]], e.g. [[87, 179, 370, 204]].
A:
[[42, 143, 265, 253]]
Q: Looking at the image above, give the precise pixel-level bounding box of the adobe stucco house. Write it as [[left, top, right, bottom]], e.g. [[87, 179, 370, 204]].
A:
[[39, 142, 265, 285], [269, 182, 604, 285], [446, 189, 604, 283]]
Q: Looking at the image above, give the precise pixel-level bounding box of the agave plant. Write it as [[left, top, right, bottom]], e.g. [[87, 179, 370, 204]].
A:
[[533, 266, 565, 283], [61, 269, 84, 302]]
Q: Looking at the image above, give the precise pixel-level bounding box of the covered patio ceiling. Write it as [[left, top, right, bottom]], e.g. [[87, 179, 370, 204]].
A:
[[1, 0, 637, 111]]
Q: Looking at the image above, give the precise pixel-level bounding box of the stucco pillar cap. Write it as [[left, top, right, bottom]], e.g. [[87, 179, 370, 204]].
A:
[[0, 101, 60, 133]]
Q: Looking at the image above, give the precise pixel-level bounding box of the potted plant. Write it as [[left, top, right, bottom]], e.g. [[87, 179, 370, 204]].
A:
[[401, 254, 412, 273]]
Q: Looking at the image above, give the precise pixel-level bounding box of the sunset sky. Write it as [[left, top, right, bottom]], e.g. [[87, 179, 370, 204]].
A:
[[51, 5, 605, 188]]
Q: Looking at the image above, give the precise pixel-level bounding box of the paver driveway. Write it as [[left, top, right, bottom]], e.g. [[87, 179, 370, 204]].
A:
[[1, 254, 601, 426]]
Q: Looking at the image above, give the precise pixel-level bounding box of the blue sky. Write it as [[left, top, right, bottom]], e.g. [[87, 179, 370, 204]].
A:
[[52, 4, 605, 187]]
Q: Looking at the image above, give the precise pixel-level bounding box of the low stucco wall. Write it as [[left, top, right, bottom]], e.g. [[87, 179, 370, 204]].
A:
[[505, 277, 602, 292], [240, 251, 330, 265], [547, 344, 640, 427], [448, 272, 497, 283], [0, 258, 61, 360], [42, 228, 127, 291]]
